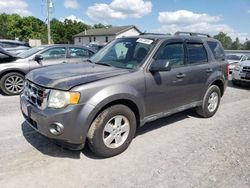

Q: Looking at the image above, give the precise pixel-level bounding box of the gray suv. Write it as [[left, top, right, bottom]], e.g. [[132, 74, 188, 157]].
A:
[[20, 32, 228, 157]]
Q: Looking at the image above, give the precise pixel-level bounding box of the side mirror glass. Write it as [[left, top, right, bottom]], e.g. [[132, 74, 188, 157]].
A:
[[149, 59, 171, 72]]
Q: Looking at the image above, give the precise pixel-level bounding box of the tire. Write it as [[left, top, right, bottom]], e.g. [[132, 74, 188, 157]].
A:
[[196, 85, 221, 118], [87, 105, 137, 158], [0, 72, 25, 95]]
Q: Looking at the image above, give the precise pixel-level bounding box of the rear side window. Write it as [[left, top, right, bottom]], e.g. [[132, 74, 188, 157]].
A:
[[187, 43, 208, 64], [207, 41, 225, 60]]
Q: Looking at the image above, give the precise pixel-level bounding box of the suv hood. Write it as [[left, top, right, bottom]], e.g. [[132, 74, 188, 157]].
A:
[[26, 62, 132, 90]]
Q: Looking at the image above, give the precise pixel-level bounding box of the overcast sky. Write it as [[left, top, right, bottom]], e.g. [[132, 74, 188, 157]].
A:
[[0, 0, 250, 42]]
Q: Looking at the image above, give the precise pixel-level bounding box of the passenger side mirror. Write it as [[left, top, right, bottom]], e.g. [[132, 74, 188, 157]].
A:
[[149, 60, 171, 72], [34, 54, 43, 64]]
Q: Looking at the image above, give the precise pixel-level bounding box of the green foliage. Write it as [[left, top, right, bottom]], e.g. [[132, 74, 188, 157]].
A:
[[0, 13, 90, 44], [231, 37, 241, 50], [244, 41, 250, 50], [214, 32, 233, 49], [93, 23, 112, 29]]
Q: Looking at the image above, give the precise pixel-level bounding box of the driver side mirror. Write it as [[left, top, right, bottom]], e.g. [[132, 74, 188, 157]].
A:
[[149, 59, 171, 72], [34, 54, 43, 64]]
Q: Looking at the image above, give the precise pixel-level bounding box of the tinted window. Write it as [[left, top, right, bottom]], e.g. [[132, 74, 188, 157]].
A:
[[155, 43, 184, 68], [207, 41, 225, 60], [187, 43, 208, 64], [69, 48, 89, 58], [41, 47, 66, 60]]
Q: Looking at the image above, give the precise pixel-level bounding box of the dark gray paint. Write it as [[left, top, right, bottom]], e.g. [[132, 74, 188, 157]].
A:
[[20, 35, 228, 146]]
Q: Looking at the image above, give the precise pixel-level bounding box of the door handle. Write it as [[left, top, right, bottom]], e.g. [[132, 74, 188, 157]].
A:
[[206, 68, 213, 73], [176, 73, 185, 79], [62, 61, 67, 63]]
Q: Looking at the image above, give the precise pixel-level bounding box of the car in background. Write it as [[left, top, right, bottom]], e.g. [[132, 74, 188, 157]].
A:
[[0, 45, 95, 95], [226, 53, 250, 73], [87, 42, 106, 52], [0, 39, 31, 55], [232, 60, 250, 85]]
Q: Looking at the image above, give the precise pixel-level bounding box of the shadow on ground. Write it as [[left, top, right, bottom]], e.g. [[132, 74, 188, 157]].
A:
[[21, 108, 198, 159], [227, 80, 250, 90]]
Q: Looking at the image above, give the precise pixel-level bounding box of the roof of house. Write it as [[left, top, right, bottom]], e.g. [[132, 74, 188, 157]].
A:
[[73, 25, 141, 37]]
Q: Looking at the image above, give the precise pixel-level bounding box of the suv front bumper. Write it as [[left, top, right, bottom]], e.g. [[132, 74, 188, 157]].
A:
[[232, 71, 250, 84], [20, 94, 95, 147]]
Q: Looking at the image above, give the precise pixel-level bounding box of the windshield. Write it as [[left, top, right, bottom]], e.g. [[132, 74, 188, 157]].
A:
[[226, 54, 242, 61], [18, 47, 45, 58], [90, 37, 155, 69]]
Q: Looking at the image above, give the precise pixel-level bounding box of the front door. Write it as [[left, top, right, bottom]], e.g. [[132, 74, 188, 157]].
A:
[[144, 41, 191, 117]]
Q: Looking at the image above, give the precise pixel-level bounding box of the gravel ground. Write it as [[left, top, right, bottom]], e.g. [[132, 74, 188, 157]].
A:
[[0, 82, 249, 188]]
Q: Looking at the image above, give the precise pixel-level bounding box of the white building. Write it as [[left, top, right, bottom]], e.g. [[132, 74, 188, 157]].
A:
[[73, 25, 141, 45]]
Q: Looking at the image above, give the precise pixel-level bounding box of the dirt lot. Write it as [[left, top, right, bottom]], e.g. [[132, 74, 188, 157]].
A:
[[0, 82, 249, 188]]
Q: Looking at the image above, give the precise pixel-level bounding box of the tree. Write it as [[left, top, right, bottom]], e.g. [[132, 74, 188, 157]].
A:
[[243, 40, 250, 50], [231, 37, 241, 50], [93, 23, 112, 29], [213, 32, 233, 50]]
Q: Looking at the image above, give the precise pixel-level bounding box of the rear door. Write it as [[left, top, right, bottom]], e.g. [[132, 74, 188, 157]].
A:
[[184, 39, 212, 102], [67, 47, 93, 63]]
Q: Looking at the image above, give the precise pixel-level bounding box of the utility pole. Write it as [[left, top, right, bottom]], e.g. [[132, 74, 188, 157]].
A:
[[46, 0, 52, 44]]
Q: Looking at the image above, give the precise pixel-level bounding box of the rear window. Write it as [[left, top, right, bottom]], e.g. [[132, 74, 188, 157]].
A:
[[207, 41, 225, 60], [187, 43, 208, 64]]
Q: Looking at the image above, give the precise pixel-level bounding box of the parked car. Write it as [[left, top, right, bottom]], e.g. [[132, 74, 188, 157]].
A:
[[232, 60, 250, 85], [87, 42, 106, 52], [20, 32, 228, 157], [0, 45, 95, 95], [0, 39, 31, 55], [226, 53, 250, 73]]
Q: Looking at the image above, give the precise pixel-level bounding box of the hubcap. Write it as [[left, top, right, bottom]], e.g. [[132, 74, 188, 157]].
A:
[[4, 75, 24, 94], [208, 92, 219, 112], [103, 115, 130, 149]]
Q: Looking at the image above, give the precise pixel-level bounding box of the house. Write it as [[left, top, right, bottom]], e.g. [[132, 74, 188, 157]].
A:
[[73, 25, 141, 45]]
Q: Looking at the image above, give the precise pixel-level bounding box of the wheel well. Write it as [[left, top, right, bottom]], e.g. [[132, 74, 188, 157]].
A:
[[211, 80, 224, 96], [94, 99, 140, 127], [0, 70, 25, 79]]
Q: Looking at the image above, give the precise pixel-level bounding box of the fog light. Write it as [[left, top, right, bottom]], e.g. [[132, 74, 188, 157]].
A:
[[49, 123, 64, 136]]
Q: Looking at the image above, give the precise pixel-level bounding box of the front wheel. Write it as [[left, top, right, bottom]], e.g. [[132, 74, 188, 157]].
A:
[[196, 85, 221, 118], [0, 72, 25, 95], [87, 105, 136, 158]]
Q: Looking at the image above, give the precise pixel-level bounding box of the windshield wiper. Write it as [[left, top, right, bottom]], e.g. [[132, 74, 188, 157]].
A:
[[86, 59, 94, 63]]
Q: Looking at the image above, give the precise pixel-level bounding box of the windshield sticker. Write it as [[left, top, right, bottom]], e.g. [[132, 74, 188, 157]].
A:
[[136, 38, 153, 45]]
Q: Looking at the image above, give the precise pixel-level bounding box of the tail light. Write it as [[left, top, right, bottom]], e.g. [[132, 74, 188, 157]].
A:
[[225, 63, 229, 79]]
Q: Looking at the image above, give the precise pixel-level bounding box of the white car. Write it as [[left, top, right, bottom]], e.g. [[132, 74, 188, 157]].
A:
[[232, 60, 250, 85], [226, 54, 250, 73]]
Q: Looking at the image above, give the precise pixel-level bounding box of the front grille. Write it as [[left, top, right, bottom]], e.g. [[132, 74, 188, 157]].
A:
[[242, 66, 250, 73], [23, 80, 49, 109]]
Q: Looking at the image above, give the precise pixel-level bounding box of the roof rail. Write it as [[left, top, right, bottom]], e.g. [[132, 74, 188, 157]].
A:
[[174, 32, 211, 38], [139, 32, 170, 36]]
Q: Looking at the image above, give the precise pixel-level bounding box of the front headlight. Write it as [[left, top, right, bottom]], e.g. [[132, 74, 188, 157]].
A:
[[48, 90, 80, 108], [234, 64, 241, 71]]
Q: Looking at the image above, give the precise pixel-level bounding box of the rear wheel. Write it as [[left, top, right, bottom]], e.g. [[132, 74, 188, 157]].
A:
[[196, 85, 221, 118], [0, 72, 25, 95], [87, 105, 136, 158]]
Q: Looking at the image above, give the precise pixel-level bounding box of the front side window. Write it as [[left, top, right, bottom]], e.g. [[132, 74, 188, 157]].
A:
[[90, 37, 155, 69], [155, 43, 185, 68], [187, 43, 208, 64], [41, 47, 66, 60], [69, 47, 89, 58], [0, 52, 12, 63]]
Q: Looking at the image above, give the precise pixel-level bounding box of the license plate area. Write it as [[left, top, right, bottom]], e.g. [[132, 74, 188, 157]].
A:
[[246, 72, 250, 78]]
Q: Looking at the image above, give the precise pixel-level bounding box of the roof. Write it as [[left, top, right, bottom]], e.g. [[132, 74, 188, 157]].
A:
[[74, 25, 141, 37]]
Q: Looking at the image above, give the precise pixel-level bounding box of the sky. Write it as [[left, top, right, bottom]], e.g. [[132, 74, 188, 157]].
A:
[[0, 0, 250, 42]]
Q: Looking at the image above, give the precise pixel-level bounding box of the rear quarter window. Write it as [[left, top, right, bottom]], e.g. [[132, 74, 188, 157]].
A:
[[207, 41, 225, 60]]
